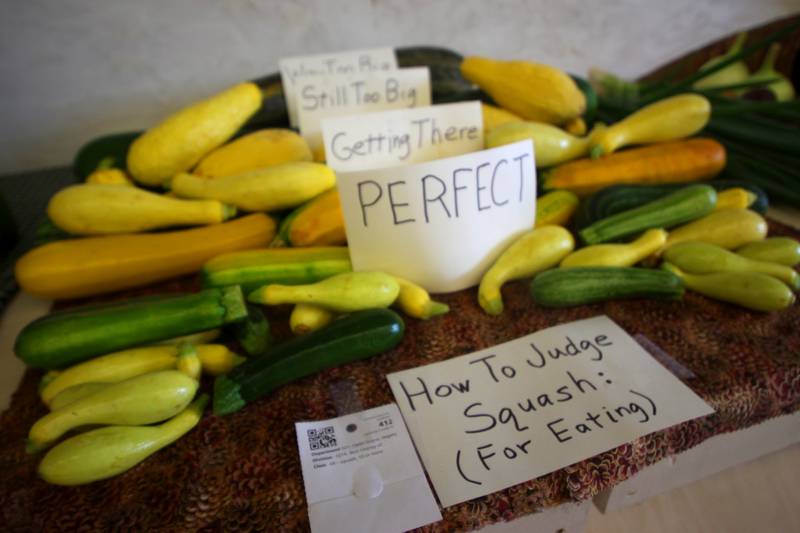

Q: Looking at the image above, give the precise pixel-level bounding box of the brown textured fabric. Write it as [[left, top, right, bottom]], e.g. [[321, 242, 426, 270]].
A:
[[1, 219, 799, 532]]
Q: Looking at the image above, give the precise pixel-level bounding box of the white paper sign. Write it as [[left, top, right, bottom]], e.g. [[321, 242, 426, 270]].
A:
[[296, 403, 442, 533], [296, 68, 432, 155], [321, 102, 484, 172], [337, 140, 535, 293], [387, 316, 715, 508], [280, 47, 398, 127]]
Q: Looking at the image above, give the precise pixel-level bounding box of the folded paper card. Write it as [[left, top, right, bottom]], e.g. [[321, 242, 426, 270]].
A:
[[336, 140, 536, 293], [280, 47, 397, 127], [296, 68, 431, 156], [387, 315, 715, 508], [296, 403, 442, 533], [321, 102, 483, 172]]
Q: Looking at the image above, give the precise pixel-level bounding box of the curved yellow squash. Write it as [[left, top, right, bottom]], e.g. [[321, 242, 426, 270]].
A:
[[171, 162, 336, 212], [127, 82, 262, 186], [47, 184, 235, 235], [15, 214, 275, 300], [461, 57, 585, 125], [590, 94, 710, 157], [194, 128, 312, 178]]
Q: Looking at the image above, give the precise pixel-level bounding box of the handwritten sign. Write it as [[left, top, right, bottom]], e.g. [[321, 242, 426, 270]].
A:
[[387, 316, 714, 508], [296, 68, 431, 156], [321, 102, 483, 172], [337, 140, 535, 293], [279, 47, 397, 127]]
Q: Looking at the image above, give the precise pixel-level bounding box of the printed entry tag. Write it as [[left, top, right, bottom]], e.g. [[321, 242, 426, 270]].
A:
[[296, 403, 442, 533]]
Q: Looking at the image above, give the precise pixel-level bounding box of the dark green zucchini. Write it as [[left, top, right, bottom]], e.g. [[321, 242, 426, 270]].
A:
[[570, 75, 598, 125], [228, 304, 271, 356], [214, 308, 405, 415], [530, 267, 684, 307], [579, 185, 717, 244], [15, 287, 248, 370]]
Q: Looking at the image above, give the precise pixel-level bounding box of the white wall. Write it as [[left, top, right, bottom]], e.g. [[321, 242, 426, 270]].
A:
[[1, 0, 797, 174]]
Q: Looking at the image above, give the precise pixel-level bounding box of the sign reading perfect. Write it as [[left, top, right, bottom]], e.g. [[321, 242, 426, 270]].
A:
[[386, 316, 715, 508], [336, 140, 536, 293]]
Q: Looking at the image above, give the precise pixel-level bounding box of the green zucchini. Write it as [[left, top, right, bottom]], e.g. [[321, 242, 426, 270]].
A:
[[579, 184, 717, 245], [530, 267, 684, 307], [213, 308, 405, 415], [202, 247, 352, 293], [15, 287, 248, 370], [228, 304, 271, 356], [574, 180, 768, 229], [570, 75, 598, 125]]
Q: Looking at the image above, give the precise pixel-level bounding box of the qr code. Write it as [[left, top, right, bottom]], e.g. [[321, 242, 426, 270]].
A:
[[307, 426, 337, 450]]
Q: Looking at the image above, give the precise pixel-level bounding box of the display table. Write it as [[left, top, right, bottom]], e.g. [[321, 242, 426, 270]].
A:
[[0, 203, 798, 531]]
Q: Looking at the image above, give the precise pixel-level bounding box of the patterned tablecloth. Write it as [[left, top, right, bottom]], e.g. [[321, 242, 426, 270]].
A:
[[1, 220, 799, 532]]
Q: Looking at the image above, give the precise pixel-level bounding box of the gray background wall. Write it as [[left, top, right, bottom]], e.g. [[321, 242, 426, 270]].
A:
[[1, 0, 798, 174]]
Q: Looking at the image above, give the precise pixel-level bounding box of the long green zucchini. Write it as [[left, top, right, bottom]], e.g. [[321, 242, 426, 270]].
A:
[[15, 287, 247, 369], [213, 308, 405, 415], [530, 267, 684, 307], [574, 179, 768, 230], [579, 184, 717, 244], [202, 247, 352, 293]]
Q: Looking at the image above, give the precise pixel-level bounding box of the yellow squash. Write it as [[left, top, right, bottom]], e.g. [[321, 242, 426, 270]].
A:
[[736, 237, 800, 267], [127, 82, 262, 186], [487, 122, 599, 167], [536, 190, 579, 227], [481, 103, 523, 133], [28, 370, 198, 451], [393, 276, 449, 319], [478, 226, 575, 315], [560, 228, 667, 268], [285, 188, 347, 247], [47, 184, 235, 235], [461, 57, 585, 125], [49, 383, 109, 411], [663, 209, 767, 251], [171, 162, 336, 212], [663, 263, 794, 312], [664, 241, 800, 290], [250, 271, 400, 312], [15, 213, 275, 300], [290, 303, 336, 335], [41, 343, 240, 405], [590, 94, 711, 157], [693, 33, 749, 90], [194, 128, 312, 178], [85, 168, 134, 186], [714, 187, 756, 211], [38, 395, 208, 485]]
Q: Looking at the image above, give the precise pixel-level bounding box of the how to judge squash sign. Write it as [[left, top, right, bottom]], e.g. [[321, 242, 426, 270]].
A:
[[336, 140, 536, 293], [387, 316, 714, 508]]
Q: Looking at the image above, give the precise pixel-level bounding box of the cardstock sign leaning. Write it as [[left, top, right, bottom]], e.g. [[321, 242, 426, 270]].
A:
[[337, 140, 536, 293], [387, 316, 714, 508]]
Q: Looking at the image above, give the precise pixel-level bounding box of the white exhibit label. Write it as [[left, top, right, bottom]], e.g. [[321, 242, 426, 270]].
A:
[[336, 140, 536, 293], [387, 316, 715, 508], [296, 68, 431, 156], [296, 403, 442, 533], [321, 102, 483, 172], [279, 47, 397, 127]]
